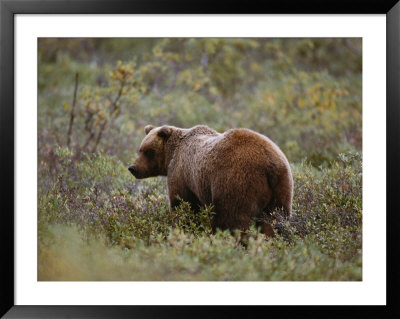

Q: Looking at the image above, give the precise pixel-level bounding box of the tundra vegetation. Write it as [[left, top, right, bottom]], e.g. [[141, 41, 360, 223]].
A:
[[38, 38, 362, 281]]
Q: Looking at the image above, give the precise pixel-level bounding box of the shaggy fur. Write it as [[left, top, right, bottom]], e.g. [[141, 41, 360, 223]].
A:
[[129, 125, 293, 237]]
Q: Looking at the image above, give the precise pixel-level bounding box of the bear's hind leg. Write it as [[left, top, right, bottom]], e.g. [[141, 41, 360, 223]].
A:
[[255, 220, 275, 238], [211, 197, 252, 234], [273, 172, 293, 218]]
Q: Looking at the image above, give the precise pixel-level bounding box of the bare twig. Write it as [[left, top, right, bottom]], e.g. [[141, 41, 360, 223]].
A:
[[85, 76, 127, 153], [343, 39, 361, 56], [112, 80, 125, 110], [83, 130, 95, 151], [67, 72, 79, 147], [107, 79, 125, 134], [92, 120, 107, 153]]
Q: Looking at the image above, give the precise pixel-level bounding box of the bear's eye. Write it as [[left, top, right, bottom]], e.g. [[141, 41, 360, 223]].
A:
[[144, 149, 154, 158]]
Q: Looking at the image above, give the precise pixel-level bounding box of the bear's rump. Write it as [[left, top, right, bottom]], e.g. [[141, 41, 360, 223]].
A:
[[210, 167, 273, 214]]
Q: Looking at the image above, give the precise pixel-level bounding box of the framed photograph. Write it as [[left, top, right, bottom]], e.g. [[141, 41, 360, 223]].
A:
[[1, 0, 399, 318]]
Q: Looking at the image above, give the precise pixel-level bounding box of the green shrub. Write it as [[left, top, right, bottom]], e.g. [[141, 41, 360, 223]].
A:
[[38, 147, 362, 280]]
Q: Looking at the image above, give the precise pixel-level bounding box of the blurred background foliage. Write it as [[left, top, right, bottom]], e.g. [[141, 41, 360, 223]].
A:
[[38, 38, 362, 281], [39, 38, 361, 165]]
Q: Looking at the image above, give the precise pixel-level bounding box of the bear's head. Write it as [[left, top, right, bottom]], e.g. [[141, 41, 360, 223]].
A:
[[128, 125, 172, 179]]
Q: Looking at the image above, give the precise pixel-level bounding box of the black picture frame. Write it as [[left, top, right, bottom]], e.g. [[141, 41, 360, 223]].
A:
[[1, 0, 399, 318]]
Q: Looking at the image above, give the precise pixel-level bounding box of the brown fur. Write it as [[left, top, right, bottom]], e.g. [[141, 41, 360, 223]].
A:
[[129, 125, 293, 237]]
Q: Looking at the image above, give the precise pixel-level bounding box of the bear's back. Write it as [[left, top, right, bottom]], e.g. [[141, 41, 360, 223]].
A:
[[221, 128, 285, 160]]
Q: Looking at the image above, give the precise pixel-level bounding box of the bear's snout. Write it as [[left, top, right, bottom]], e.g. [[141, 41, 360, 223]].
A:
[[128, 165, 138, 177]]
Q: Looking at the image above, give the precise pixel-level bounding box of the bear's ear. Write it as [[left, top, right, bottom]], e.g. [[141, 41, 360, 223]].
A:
[[157, 126, 172, 140], [144, 125, 155, 135]]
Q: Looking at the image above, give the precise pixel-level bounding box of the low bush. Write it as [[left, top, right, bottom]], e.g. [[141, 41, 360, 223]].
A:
[[38, 147, 362, 280]]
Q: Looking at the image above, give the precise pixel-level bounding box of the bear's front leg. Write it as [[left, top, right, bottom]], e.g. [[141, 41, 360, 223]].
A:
[[167, 179, 202, 213], [168, 192, 182, 211]]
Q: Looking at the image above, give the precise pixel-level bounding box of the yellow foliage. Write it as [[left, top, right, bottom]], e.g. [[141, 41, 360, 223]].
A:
[[193, 82, 202, 91], [263, 93, 276, 105]]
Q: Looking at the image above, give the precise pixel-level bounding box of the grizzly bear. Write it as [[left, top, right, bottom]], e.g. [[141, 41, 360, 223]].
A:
[[129, 125, 293, 237]]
